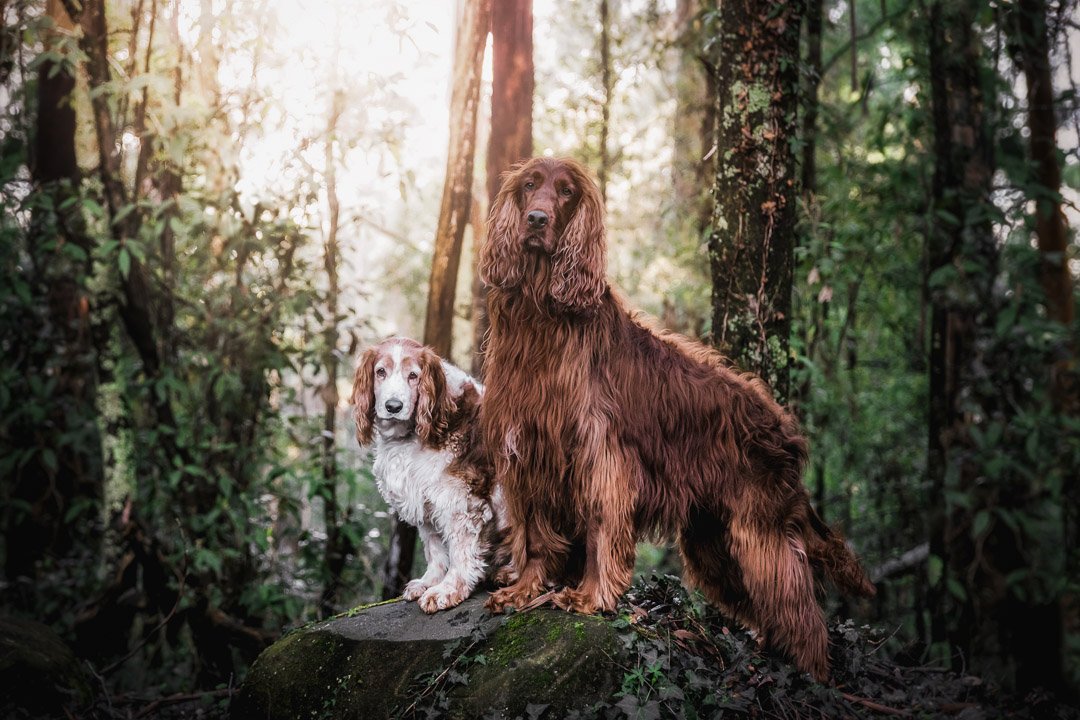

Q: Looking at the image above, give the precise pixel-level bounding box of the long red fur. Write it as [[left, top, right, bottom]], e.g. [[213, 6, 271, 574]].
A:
[[478, 157, 875, 682]]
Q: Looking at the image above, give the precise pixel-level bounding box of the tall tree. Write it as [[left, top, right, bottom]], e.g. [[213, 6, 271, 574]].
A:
[[383, 0, 492, 598], [597, 0, 614, 203], [474, 0, 533, 377], [707, 0, 803, 401], [5, 0, 103, 578], [921, 0, 1066, 693], [671, 0, 714, 258], [320, 85, 348, 617], [1009, 0, 1075, 357]]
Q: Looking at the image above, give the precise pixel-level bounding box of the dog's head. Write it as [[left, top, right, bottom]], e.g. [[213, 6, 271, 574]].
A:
[[351, 337, 453, 446], [479, 157, 607, 314]]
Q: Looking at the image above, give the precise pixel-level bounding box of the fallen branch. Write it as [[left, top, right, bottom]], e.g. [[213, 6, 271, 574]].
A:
[[871, 543, 929, 583]]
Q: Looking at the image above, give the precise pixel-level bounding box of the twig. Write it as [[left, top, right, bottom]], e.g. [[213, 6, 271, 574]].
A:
[[841, 692, 910, 716], [133, 687, 233, 718]]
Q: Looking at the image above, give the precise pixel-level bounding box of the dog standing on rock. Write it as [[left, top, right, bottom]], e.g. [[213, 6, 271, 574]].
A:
[[351, 337, 509, 613], [477, 157, 875, 681]]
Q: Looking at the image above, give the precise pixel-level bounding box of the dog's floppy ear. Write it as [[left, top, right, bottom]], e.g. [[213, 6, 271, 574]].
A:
[[416, 348, 453, 447], [480, 164, 526, 290], [351, 348, 378, 445], [550, 161, 607, 313]]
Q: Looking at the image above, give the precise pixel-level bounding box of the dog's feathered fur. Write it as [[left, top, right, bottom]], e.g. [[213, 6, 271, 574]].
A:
[[351, 338, 505, 612], [477, 157, 875, 680]]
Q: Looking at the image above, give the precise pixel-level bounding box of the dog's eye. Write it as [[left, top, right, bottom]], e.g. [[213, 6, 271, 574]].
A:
[[524, 181, 535, 190], [375, 368, 386, 378], [561, 187, 574, 197], [408, 372, 418, 381]]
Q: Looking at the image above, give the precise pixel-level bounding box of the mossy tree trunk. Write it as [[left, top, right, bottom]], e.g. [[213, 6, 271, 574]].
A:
[[707, 0, 802, 402]]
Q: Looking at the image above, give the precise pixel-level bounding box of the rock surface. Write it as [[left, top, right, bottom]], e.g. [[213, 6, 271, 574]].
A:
[[231, 595, 624, 719], [0, 616, 91, 716]]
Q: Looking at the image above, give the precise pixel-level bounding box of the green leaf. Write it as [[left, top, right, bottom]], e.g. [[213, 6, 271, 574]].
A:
[[972, 509, 991, 538], [42, 447, 58, 473], [118, 247, 131, 279]]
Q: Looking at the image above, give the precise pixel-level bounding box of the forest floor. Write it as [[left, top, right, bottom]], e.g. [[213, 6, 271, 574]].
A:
[[24, 575, 1080, 719]]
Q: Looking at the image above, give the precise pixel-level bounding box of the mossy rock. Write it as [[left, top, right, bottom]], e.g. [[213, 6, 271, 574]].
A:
[[0, 616, 92, 716], [231, 595, 624, 719]]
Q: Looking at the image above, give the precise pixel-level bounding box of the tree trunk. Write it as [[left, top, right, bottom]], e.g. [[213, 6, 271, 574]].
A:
[[671, 0, 714, 298], [320, 87, 347, 616], [924, 0, 1029, 688], [1012, 0, 1075, 396], [6, 0, 103, 579], [1006, 0, 1073, 692], [707, 0, 803, 402], [384, 0, 491, 598], [597, 0, 613, 203], [802, 0, 822, 197], [475, 0, 533, 378]]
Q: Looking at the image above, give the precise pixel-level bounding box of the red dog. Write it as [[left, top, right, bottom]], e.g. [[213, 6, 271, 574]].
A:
[[477, 157, 874, 681]]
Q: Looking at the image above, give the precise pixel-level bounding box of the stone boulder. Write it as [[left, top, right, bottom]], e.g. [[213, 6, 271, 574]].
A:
[[231, 595, 624, 719], [0, 616, 91, 717]]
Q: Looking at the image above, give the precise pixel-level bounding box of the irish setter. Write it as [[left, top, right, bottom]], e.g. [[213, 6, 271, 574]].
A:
[[477, 157, 875, 681]]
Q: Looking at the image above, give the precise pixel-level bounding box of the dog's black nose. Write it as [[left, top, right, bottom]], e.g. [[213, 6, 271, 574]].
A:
[[527, 210, 548, 229], [385, 399, 403, 414]]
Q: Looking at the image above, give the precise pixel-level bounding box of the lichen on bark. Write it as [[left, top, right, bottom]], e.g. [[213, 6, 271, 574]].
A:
[[706, 0, 802, 402]]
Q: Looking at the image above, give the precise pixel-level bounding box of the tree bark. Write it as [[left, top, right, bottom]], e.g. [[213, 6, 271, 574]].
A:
[[1006, 0, 1073, 692], [475, 0, 533, 377], [1011, 0, 1075, 391], [598, 0, 613, 203], [385, 0, 491, 598], [671, 0, 715, 290], [708, 0, 803, 402], [320, 87, 347, 616], [922, 0, 1056, 691]]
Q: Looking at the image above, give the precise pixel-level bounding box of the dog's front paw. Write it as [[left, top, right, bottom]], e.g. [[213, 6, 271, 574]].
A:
[[418, 581, 468, 613], [402, 579, 429, 601], [485, 578, 543, 613], [548, 587, 606, 615]]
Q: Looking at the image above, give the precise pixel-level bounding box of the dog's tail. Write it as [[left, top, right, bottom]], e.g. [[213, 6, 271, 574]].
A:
[[805, 506, 876, 598]]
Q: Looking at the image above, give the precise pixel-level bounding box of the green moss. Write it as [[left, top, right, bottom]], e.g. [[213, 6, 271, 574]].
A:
[[337, 597, 402, 619]]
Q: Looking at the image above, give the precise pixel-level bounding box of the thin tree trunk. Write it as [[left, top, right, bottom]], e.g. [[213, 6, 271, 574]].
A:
[[708, 0, 803, 402], [598, 0, 613, 203], [1013, 0, 1075, 356], [320, 87, 346, 616], [802, 0, 823, 197], [385, 0, 491, 598], [475, 0, 532, 377]]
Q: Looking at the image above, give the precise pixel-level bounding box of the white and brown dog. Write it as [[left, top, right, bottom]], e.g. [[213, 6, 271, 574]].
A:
[[351, 337, 507, 612]]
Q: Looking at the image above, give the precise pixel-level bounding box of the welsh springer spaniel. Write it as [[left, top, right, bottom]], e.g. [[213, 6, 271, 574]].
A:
[[350, 337, 506, 612]]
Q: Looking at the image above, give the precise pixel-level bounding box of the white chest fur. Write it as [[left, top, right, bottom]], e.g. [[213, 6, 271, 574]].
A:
[[372, 436, 457, 527]]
